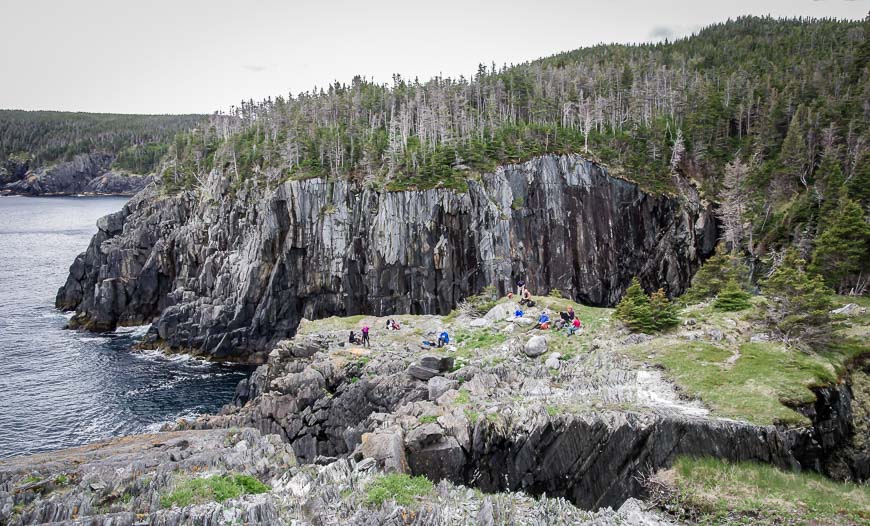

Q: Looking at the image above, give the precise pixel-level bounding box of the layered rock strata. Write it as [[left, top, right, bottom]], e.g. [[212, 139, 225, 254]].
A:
[[1, 153, 152, 196]]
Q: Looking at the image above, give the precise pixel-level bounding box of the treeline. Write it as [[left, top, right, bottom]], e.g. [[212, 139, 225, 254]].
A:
[[165, 15, 869, 294], [0, 110, 203, 173]]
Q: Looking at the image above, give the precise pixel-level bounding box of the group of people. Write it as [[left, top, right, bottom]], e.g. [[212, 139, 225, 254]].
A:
[[535, 305, 582, 335], [348, 325, 371, 347], [385, 319, 401, 331]]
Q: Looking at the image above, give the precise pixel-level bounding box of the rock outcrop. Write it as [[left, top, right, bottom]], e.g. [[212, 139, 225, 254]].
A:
[[1, 153, 152, 196], [180, 325, 862, 511], [57, 154, 717, 359], [0, 428, 294, 526], [0, 428, 674, 526]]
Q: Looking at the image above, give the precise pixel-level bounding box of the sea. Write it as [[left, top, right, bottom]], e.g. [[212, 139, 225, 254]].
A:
[[0, 196, 251, 459]]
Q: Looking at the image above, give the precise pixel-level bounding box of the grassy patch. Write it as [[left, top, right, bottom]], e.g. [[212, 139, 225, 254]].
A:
[[454, 329, 507, 357], [658, 456, 870, 525], [625, 340, 849, 425], [160, 474, 270, 509], [364, 474, 433, 507], [418, 415, 438, 424]]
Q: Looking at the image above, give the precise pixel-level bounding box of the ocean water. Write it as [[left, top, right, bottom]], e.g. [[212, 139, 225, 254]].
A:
[[0, 196, 251, 459]]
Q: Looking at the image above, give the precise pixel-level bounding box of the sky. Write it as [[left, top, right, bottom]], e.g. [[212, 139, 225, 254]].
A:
[[0, 0, 866, 115]]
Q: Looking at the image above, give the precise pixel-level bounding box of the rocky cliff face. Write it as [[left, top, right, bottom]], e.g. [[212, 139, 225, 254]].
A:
[[1, 153, 152, 196], [57, 154, 717, 359]]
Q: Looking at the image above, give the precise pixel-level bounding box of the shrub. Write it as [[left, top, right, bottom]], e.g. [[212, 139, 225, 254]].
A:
[[464, 285, 499, 315]]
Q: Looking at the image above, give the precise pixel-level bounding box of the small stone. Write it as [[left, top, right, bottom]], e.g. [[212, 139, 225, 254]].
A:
[[750, 333, 770, 343], [707, 329, 724, 341], [544, 353, 561, 369], [621, 333, 653, 345]]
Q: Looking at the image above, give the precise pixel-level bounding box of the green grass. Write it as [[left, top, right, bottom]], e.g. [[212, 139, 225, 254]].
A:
[[54, 474, 71, 486], [159, 474, 270, 509], [418, 415, 438, 424], [453, 329, 507, 359], [626, 341, 850, 425], [661, 456, 870, 525], [364, 474, 434, 507]]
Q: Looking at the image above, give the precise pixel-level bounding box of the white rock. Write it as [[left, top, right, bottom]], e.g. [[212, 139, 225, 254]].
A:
[[524, 335, 548, 357]]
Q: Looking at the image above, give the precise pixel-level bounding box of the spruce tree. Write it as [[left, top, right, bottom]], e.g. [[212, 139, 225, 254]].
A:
[[809, 192, 870, 293], [615, 277, 655, 333], [683, 244, 751, 304], [713, 279, 752, 311], [649, 288, 681, 328], [761, 249, 833, 350]]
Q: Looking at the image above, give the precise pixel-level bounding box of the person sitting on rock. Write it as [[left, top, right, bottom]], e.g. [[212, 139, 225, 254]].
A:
[[391, 319, 401, 330], [535, 311, 550, 330], [519, 287, 534, 307], [349, 330, 359, 344], [361, 325, 370, 347], [568, 317, 582, 336], [437, 331, 449, 347]]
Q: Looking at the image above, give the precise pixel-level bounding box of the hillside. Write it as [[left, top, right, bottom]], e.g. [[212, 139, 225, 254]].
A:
[[0, 110, 204, 174], [157, 15, 869, 294]]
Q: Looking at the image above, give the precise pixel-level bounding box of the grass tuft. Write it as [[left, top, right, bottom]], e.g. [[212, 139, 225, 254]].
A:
[[364, 474, 433, 507], [160, 474, 270, 509]]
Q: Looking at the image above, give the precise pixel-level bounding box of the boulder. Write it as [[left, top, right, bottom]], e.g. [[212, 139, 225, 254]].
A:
[[359, 430, 408, 473], [428, 376, 459, 401], [484, 301, 520, 322], [408, 364, 440, 381], [524, 335, 548, 357]]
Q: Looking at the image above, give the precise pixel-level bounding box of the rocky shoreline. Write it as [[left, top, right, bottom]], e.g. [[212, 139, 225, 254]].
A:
[[1, 154, 152, 196], [2, 300, 867, 525]]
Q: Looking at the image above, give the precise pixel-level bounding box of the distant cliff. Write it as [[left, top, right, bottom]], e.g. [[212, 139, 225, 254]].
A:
[[1, 153, 152, 196], [57, 154, 717, 359]]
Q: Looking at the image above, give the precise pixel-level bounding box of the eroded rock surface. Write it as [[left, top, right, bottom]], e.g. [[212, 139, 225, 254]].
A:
[[57, 154, 717, 359]]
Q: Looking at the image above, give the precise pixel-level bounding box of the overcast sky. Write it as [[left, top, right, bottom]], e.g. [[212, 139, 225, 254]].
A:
[[0, 0, 866, 115]]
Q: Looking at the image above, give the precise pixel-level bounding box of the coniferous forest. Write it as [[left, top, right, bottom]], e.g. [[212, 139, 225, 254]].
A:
[[161, 15, 869, 295], [0, 110, 203, 173]]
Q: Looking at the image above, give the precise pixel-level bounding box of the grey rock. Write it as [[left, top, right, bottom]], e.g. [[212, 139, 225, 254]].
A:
[[428, 376, 459, 401], [545, 353, 562, 369], [707, 329, 725, 341], [524, 335, 548, 357], [408, 364, 440, 380], [621, 333, 653, 346], [2, 154, 151, 196]]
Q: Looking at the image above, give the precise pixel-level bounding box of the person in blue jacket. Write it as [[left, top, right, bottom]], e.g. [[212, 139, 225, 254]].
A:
[[437, 331, 449, 347]]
